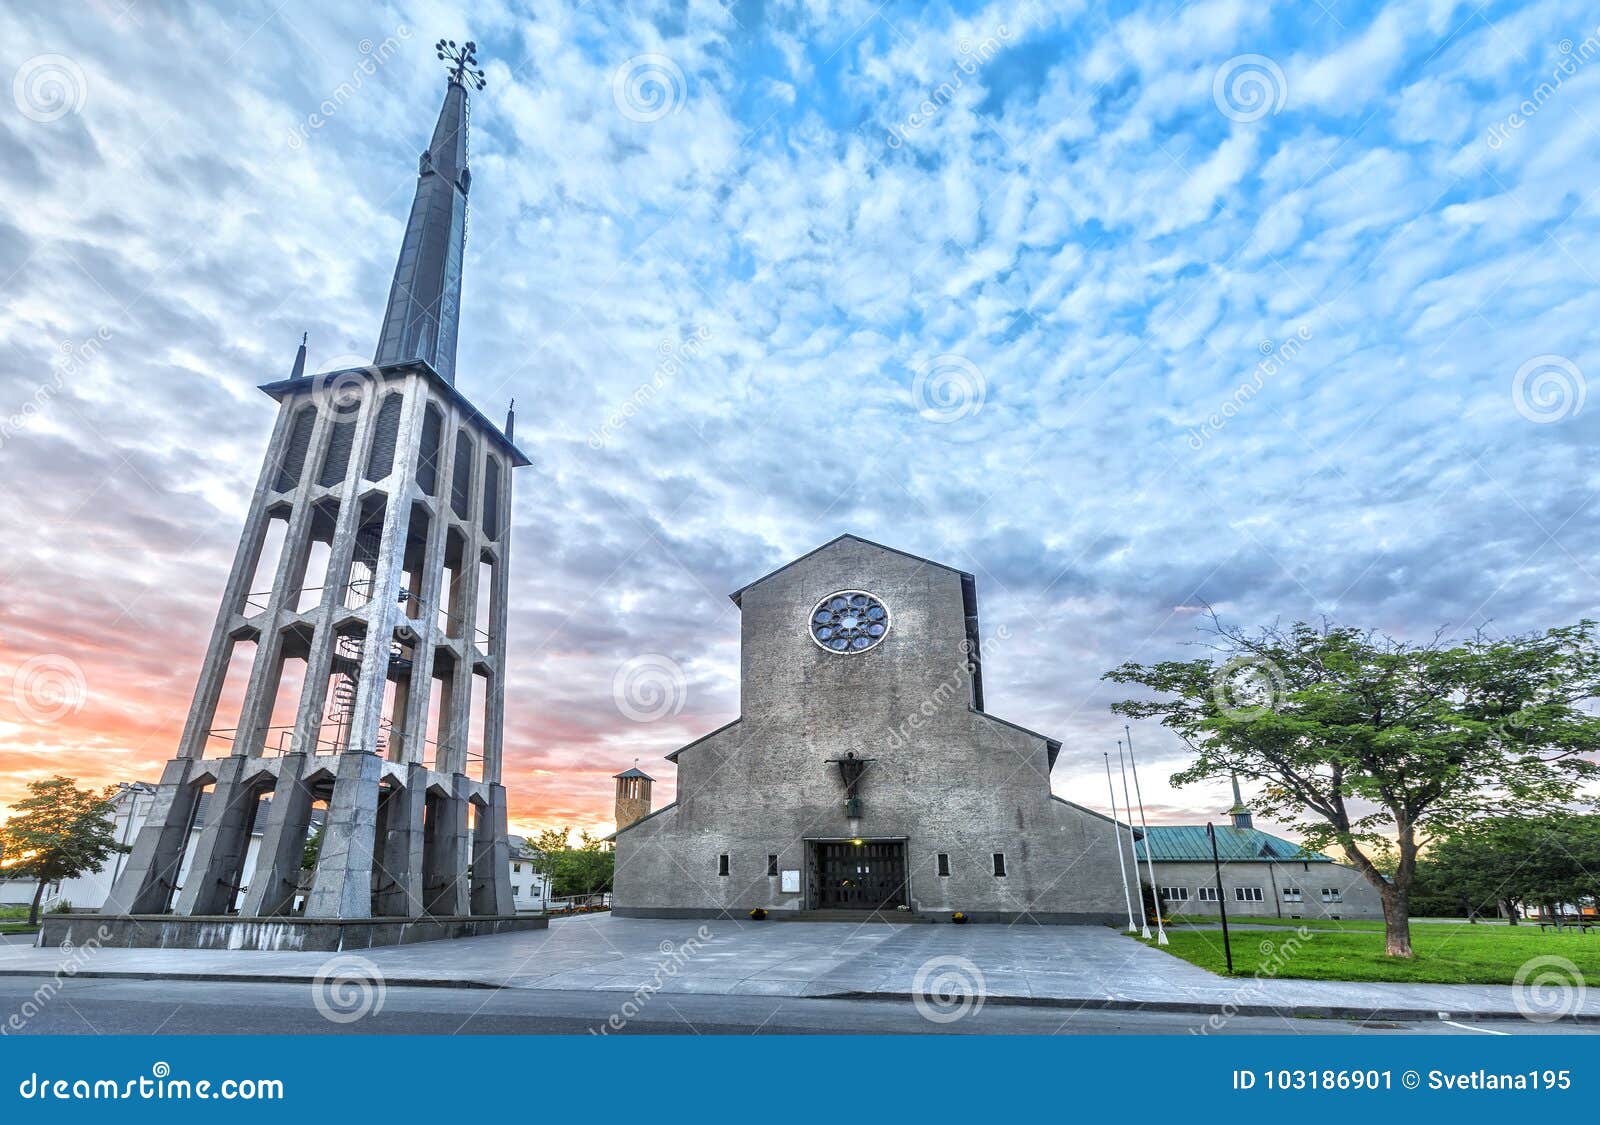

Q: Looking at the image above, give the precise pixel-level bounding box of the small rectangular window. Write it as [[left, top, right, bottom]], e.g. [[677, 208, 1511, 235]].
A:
[[1282, 886, 1301, 902], [992, 852, 1006, 877], [936, 853, 950, 877], [1234, 886, 1263, 903], [718, 853, 730, 877], [1197, 886, 1219, 902], [767, 854, 778, 877], [1160, 886, 1189, 902]]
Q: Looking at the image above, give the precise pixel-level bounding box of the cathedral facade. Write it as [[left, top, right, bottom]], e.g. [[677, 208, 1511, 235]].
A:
[[612, 535, 1127, 923]]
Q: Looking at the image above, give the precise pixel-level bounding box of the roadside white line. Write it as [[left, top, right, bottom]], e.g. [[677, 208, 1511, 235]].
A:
[[1442, 1019, 1508, 1035]]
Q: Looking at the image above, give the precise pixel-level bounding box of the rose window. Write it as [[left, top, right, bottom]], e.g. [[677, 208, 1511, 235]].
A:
[[810, 591, 890, 653]]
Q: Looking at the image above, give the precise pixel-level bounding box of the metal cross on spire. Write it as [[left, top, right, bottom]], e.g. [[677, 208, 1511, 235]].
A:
[[436, 38, 486, 90]]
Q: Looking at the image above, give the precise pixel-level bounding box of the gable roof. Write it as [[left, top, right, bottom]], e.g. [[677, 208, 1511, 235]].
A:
[[664, 718, 742, 762], [728, 533, 973, 606], [1133, 824, 1332, 864]]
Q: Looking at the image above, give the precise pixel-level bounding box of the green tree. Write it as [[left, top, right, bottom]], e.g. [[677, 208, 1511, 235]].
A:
[[552, 831, 614, 897], [1105, 616, 1600, 957], [530, 827, 569, 907], [0, 776, 129, 925]]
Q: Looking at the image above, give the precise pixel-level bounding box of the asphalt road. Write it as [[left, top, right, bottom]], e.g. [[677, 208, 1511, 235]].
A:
[[0, 977, 1575, 1035]]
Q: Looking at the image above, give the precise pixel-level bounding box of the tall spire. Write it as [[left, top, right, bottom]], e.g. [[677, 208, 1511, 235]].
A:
[[1228, 772, 1253, 830], [373, 40, 486, 386]]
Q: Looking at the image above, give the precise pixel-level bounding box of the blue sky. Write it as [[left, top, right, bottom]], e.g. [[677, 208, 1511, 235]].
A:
[[1, 0, 1597, 836]]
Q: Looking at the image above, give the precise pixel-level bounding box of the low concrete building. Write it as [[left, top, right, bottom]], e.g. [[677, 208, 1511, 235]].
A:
[[612, 534, 1127, 923], [1133, 791, 1383, 921]]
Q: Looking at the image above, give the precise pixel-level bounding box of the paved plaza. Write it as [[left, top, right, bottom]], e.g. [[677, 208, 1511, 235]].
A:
[[2, 915, 1593, 1024]]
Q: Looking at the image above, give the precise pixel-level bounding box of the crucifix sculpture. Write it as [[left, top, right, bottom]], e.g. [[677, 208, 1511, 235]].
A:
[[826, 751, 876, 818]]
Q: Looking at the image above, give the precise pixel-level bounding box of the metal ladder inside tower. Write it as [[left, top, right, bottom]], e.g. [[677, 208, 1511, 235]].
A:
[[322, 633, 415, 756]]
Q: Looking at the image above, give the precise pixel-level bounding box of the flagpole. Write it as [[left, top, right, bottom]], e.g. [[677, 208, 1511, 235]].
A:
[[1126, 723, 1168, 946], [1104, 750, 1137, 933], [1117, 740, 1150, 940]]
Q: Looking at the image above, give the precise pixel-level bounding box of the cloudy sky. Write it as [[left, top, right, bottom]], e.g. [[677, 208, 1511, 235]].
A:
[[0, 0, 1596, 841]]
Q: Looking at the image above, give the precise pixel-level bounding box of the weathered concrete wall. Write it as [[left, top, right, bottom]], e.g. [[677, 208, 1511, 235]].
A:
[[614, 537, 1125, 922], [39, 913, 547, 952]]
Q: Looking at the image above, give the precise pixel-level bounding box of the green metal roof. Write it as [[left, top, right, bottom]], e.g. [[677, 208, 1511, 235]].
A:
[[1133, 825, 1331, 864]]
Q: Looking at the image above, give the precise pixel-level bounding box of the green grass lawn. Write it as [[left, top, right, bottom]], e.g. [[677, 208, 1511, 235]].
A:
[[1134, 922, 1600, 984], [0, 923, 37, 935]]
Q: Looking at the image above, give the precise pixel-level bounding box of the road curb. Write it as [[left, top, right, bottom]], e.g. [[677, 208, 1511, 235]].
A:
[[819, 989, 1599, 1025], [4, 967, 1592, 1024]]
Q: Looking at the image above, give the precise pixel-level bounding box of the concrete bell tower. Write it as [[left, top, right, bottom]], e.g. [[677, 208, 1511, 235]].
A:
[[613, 765, 654, 833], [81, 42, 544, 948]]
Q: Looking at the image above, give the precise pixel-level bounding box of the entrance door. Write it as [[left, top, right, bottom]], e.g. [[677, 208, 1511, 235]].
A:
[[812, 841, 907, 910]]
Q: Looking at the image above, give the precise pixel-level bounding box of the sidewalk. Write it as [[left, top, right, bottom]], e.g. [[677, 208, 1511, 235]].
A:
[[1, 914, 1590, 1024]]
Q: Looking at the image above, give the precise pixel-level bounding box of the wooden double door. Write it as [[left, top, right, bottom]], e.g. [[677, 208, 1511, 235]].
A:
[[811, 840, 907, 910]]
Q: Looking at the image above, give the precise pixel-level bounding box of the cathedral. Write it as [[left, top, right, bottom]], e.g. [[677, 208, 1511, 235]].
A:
[[611, 534, 1128, 923]]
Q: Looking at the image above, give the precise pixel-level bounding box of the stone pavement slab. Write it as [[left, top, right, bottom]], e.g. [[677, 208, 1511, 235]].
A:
[[0, 914, 1592, 1023]]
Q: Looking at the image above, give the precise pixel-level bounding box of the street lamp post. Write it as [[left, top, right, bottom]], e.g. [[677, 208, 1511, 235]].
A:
[[1207, 820, 1234, 974]]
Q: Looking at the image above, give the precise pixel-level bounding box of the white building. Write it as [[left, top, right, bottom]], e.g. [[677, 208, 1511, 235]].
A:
[[506, 835, 551, 911]]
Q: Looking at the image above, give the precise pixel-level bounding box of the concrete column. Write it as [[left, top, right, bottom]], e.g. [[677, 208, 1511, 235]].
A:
[[175, 400, 298, 760], [303, 748, 383, 918], [373, 765, 427, 915], [228, 400, 342, 758], [422, 788, 469, 916], [470, 784, 514, 916], [238, 755, 315, 916], [174, 757, 262, 915], [102, 758, 205, 915]]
